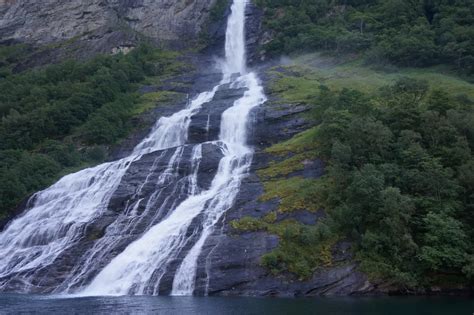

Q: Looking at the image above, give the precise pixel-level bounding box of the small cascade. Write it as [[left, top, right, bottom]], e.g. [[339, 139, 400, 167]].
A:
[[0, 0, 266, 296], [172, 73, 265, 296]]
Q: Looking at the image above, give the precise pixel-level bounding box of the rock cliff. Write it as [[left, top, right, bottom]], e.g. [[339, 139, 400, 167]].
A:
[[0, 0, 223, 67], [0, 0, 217, 45]]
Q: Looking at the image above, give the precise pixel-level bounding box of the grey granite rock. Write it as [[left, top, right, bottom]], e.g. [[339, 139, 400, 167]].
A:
[[0, 0, 217, 46], [0, 0, 231, 69]]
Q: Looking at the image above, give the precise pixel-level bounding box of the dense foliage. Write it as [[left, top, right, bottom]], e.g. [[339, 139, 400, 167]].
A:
[[233, 66, 473, 287], [256, 0, 474, 73], [313, 78, 473, 287], [0, 45, 178, 217]]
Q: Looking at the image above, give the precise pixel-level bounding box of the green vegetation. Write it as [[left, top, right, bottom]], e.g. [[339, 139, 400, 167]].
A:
[[255, 0, 474, 74], [314, 77, 474, 288], [0, 45, 186, 217], [232, 214, 335, 279], [0, 44, 31, 78], [132, 91, 180, 115], [234, 58, 474, 288], [260, 177, 323, 213], [270, 55, 474, 99]]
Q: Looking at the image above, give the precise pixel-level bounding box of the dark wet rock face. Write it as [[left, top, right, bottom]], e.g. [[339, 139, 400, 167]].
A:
[[188, 85, 247, 144], [245, 2, 264, 65], [0, 142, 225, 293], [109, 60, 224, 161], [191, 68, 375, 297]]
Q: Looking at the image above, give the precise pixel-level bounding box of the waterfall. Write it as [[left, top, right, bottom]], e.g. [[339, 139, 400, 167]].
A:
[[171, 73, 264, 296], [0, 83, 218, 292], [0, 0, 265, 296], [223, 0, 247, 76]]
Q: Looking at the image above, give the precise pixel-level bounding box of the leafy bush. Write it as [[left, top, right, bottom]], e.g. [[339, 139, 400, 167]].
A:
[[313, 78, 474, 287], [248, 75, 473, 287]]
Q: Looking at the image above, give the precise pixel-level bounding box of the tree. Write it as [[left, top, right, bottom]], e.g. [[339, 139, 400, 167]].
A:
[[419, 211, 468, 271]]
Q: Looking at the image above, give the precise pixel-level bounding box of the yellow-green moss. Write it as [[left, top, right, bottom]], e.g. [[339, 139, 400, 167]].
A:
[[230, 216, 266, 231], [134, 91, 182, 115], [258, 150, 318, 179], [265, 127, 319, 156], [269, 67, 321, 104], [260, 177, 324, 213], [263, 211, 277, 224]]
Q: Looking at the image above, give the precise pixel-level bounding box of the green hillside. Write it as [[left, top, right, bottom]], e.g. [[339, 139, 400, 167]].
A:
[[234, 52, 474, 289], [0, 45, 187, 217]]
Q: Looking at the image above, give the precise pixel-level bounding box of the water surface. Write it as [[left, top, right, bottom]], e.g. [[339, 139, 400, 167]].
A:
[[1, 295, 472, 315]]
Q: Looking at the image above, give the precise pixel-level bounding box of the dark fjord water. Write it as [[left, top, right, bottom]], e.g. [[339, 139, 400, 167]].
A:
[[0, 295, 472, 315]]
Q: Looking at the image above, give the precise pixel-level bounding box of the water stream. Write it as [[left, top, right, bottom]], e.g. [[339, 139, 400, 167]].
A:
[[0, 0, 266, 296]]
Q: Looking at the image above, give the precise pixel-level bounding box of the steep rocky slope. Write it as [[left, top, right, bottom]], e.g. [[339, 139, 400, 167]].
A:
[[190, 66, 375, 297], [96, 62, 376, 297], [0, 0, 225, 67], [0, 0, 217, 45]]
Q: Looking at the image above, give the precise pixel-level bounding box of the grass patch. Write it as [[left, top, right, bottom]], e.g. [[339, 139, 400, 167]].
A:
[[143, 50, 191, 84], [269, 68, 320, 104], [270, 54, 474, 104], [134, 91, 182, 115], [265, 127, 319, 156], [260, 177, 324, 213], [258, 150, 318, 179]]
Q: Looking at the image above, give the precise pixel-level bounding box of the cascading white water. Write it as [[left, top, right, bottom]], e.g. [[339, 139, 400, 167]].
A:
[[171, 73, 264, 296], [80, 0, 265, 296], [222, 0, 247, 77], [0, 79, 218, 288], [0, 0, 265, 296]]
